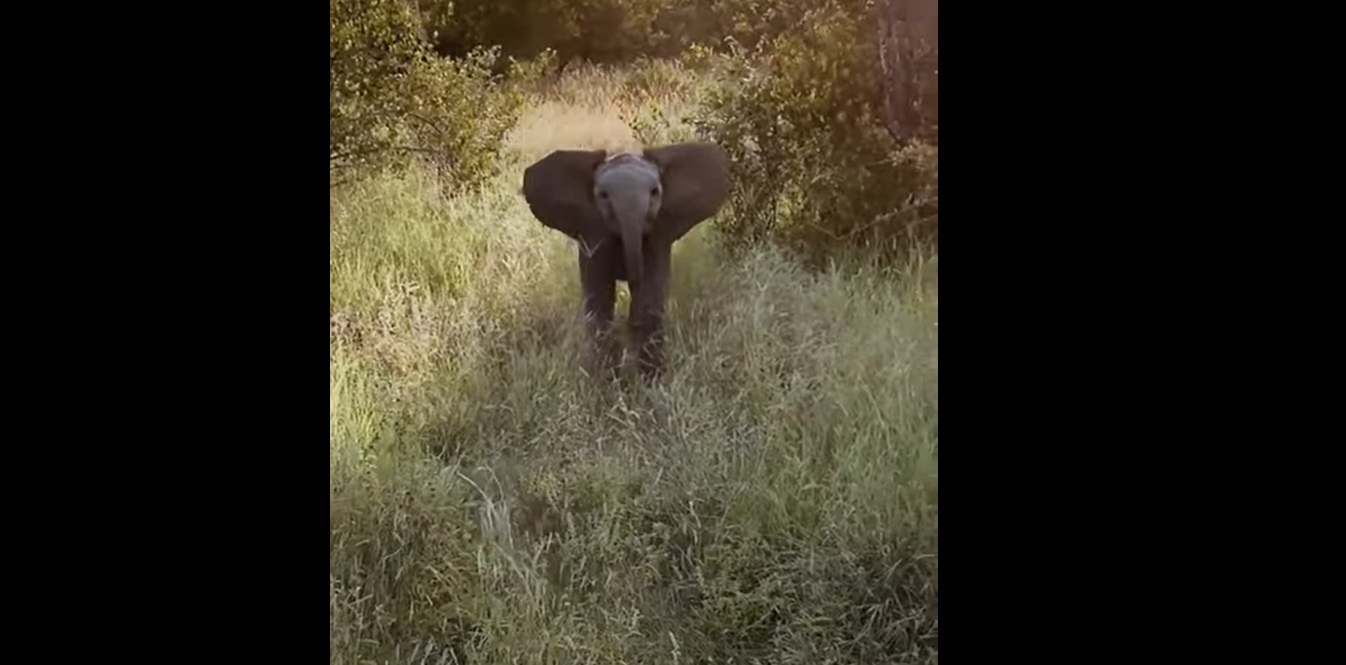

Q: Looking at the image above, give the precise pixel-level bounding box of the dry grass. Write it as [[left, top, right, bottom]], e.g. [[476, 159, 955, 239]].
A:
[[508, 60, 715, 162], [330, 62, 938, 665]]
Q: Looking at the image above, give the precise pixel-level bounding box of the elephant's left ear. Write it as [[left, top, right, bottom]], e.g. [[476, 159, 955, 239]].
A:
[[644, 142, 730, 243]]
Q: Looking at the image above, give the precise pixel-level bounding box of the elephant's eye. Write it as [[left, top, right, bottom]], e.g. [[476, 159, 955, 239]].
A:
[[650, 187, 660, 197], [597, 191, 608, 200]]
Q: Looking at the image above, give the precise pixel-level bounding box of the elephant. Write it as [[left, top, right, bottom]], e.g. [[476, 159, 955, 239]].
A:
[[522, 142, 729, 379]]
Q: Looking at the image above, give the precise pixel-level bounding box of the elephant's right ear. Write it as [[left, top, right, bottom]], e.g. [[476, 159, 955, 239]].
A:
[[522, 149, 607, 240]]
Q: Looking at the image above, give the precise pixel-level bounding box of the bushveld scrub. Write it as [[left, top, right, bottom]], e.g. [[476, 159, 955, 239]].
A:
[[331, 1, 936, 662], [693, 0, 939, 268], [330, 0, 522, 189]]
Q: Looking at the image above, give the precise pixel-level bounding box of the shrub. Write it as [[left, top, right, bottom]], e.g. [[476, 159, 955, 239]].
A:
[[330, 0, 521, 190], [419, 0, 664, 64], [415, 0, 815, 65], [693, 0, 939, 267]]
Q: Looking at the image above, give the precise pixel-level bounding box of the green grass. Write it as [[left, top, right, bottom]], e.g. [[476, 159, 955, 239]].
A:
[[330, 64, 938, 665]]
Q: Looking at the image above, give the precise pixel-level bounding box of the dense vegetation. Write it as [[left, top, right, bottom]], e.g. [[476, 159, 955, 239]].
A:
[[331, 1, 937, 662]]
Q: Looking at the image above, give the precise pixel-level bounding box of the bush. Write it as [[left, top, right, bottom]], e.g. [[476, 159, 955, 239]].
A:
[[419, 0, 663, 64], [693, 0, 939, 268], [416, 0, 816, 66], [330, 0, 521, 190]]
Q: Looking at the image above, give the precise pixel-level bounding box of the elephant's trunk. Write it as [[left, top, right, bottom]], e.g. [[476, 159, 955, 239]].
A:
[[620, 219, 643, 286]]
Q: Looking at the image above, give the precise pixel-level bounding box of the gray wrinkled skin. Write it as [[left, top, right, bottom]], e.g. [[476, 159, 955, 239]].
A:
[[522, 142, 729, 379]]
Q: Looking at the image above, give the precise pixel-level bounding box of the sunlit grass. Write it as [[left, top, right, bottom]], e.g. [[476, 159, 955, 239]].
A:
[[330, 62, 938, 665]]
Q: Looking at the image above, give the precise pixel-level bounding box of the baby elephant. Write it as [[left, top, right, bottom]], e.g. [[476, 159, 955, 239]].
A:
[[522, 142, 729, 378]]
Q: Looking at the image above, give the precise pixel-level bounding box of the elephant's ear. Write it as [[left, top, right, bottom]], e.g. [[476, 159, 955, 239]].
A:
[[644, 142, 730, 243], [523, 149, 608, 240]]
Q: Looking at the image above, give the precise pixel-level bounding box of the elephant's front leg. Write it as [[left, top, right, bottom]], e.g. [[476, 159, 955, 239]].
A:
[[578, 238, 620, 376], [630, 244, 672, 379]]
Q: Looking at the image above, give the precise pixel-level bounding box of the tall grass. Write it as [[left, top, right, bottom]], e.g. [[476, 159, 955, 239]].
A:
[[330, 63, 938, 664]]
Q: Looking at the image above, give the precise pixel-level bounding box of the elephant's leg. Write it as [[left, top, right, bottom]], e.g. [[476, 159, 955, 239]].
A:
[[631, 244, 672, 380], [579, 260, 615, 338], [578, 239, 620, 375]]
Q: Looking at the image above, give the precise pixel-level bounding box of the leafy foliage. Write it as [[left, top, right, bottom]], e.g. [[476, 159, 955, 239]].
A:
[[417, 0, 658, 64], [416, 0, 817, 64], [693, 0, 939, 267], [330, 0, 521, 189]]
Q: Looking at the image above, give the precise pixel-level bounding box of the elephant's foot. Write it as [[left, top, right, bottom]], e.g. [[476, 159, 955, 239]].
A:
[[634, 330, 666, 382], [583, 332, 623, 382]]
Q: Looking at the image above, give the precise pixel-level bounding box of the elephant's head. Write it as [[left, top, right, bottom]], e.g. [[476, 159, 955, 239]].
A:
[[522, 142, 729, 285]]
